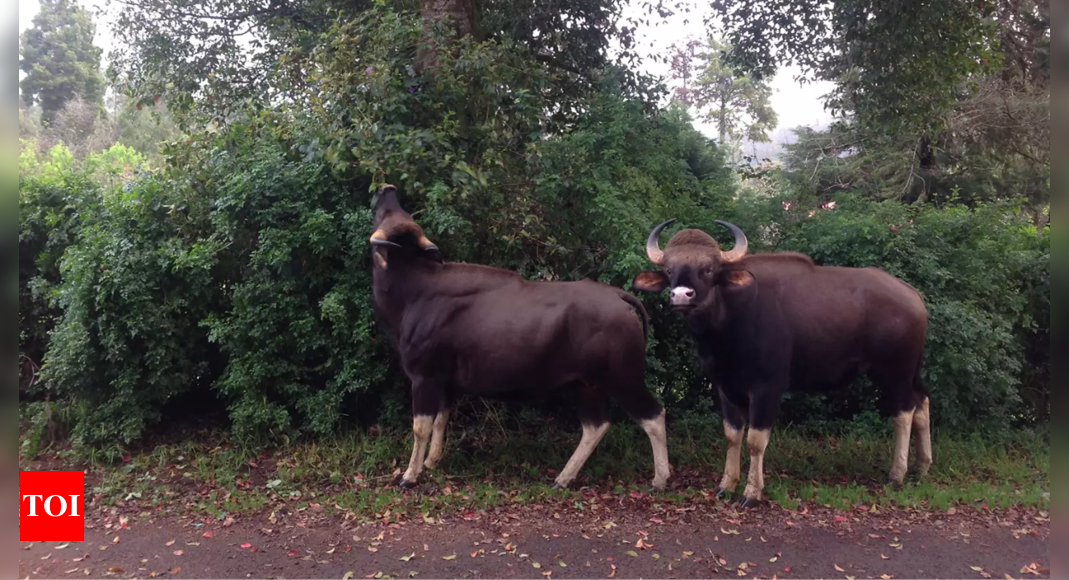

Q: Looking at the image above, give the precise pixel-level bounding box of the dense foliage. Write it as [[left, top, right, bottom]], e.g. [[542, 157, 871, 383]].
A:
[[18, 0, 1048, 457]]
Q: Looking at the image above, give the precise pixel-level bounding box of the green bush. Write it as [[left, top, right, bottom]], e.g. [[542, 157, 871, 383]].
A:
[[770, 194, 1049, 431], [17, 8, 1048, 452]]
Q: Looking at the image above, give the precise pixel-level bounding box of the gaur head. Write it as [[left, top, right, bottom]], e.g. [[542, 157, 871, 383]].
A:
[[369, 185, 442, 269], [631, 219, 751, 312]]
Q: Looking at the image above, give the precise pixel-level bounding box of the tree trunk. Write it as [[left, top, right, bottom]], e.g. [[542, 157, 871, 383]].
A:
[[415, 0, 477, 75]]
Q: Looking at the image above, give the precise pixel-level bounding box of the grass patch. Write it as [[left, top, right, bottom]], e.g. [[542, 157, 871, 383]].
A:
[[24, 410, 1049, 519]]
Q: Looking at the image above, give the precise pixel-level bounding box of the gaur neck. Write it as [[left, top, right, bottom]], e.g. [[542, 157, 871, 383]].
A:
[[372, 258, 443, 324], [684, 289, 731, 337]]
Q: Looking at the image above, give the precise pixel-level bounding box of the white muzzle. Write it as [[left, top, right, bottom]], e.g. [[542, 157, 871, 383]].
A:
[[670, 286, 696, 307]]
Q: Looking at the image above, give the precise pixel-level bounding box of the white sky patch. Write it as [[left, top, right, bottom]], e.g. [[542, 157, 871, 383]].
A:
[[17, 0, 833, 153]]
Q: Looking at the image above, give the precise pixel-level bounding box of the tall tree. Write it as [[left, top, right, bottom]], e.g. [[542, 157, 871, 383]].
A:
[[668, 36, 777, 155], [718, 0, 1048, 223], [108, 0, 666, 130], [19, 0, 105, 124], [714, 0, 997, 135]]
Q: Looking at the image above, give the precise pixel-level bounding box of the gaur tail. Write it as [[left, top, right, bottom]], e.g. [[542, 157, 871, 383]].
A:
[[617, 291, 650, 342]]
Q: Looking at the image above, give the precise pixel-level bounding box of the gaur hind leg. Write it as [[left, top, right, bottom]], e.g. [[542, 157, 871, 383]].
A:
[[399, 379, 442, 488], [715, 388, 748, 499], [612, 382, 671, 491], [911, 374, 932, 477], [738, 390, 782, 509], [873, 365, 920, 486], [553, 384, 611, 489]]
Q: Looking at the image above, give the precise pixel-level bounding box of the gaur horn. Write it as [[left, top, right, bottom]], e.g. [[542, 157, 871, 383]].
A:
[[369, 229, 402, 248], [645, 218, 676, 265], [416, 235, 438, 252], [715, 220, 748, 263]]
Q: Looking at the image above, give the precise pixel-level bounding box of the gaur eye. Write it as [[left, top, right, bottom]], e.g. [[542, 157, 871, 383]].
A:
[[664, 268, 672, 276]]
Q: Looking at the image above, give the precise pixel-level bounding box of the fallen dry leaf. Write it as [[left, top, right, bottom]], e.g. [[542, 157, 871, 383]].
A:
[[881, 554, 890, 560], [240, 543, 252, 549], [202, 531, 214, 539], [835, 564, 846, 572], [607, 564, 617, 579], [56, 544, 70, 550], [165, 540, 175, 547], [173, 550, 184, 556], [342, 573, 354, 580], [881, 575, 893, 579], [400, 553, 415, 562], [107, 568, 125, 574], [625, 550, 638, 557], [442, 554, 457, 561]]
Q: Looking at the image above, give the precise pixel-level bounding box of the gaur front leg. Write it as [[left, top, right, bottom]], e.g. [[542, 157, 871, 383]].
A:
[[738, 389, 781, 509], [400, 379, 441, 488], [716, 388, 747, 498], [424, 392, 453, 470], [423, 409, 450, 470]]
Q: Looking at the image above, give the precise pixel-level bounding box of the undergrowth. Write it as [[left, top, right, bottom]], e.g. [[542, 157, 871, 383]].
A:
[[21, 402, 1049, 519]]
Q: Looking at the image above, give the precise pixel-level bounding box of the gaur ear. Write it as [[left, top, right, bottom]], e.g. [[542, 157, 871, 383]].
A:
[[718, 269, 755, 289], [632, 271, 669, 293]]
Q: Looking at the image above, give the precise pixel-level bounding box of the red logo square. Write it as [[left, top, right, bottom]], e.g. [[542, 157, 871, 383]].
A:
[[20, 471, 85, 542]]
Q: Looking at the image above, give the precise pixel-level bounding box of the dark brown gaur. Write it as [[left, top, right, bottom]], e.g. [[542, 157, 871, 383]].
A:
[[632, 218, 930, 508], [370, 185, 671, 490]]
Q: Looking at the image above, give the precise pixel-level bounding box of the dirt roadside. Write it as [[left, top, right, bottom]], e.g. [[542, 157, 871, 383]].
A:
[[19, 498, 1049, 580]]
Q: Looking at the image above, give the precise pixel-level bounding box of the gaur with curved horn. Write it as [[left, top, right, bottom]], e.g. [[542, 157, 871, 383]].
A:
[[631, 217, 930, 509]]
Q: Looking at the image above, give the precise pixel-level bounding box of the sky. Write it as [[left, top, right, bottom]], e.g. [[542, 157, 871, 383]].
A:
[[15, 0, 834, 152]]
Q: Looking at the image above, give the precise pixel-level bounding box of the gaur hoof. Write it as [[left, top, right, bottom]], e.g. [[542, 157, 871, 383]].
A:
[[398, 478, 418, 489], [885, 478, 904, 489], [551, 481, 570, 491], [735, 496, 762, 510], [648, 485, 666, 494], [714, 487, 730, 499]]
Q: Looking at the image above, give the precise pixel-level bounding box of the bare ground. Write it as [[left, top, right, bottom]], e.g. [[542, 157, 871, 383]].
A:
[[19, 489, 1050, 580]]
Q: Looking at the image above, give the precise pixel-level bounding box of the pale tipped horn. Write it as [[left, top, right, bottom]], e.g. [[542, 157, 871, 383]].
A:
[[645, 218, 676, 265], [369, 229, 402, 248], [715, 220, 748, 263], [416, 235, 438, 252]]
